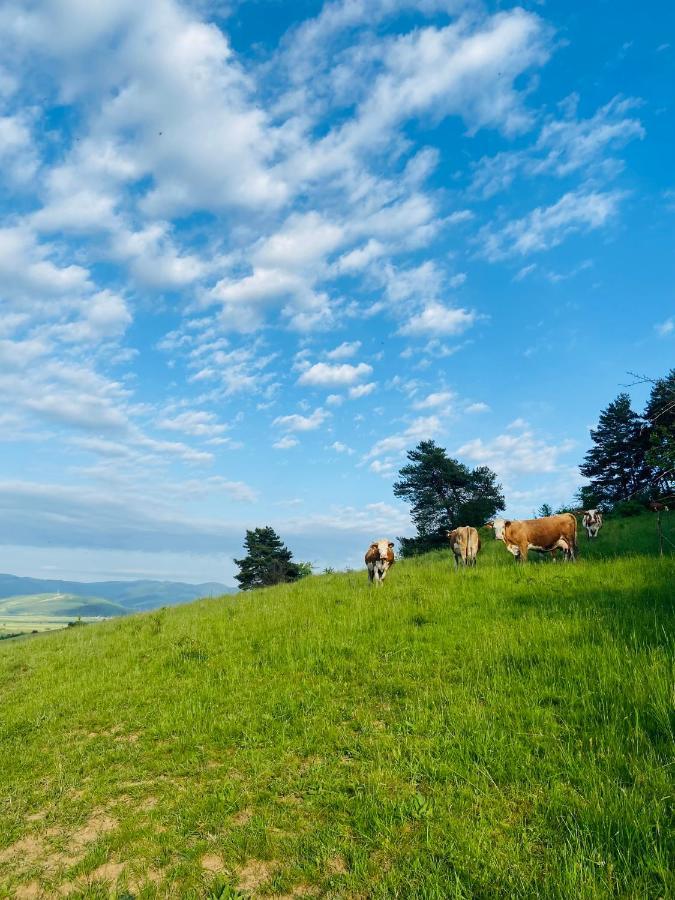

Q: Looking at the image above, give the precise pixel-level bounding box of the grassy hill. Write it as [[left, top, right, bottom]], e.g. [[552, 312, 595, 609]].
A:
[[0, 514, 672, 898]]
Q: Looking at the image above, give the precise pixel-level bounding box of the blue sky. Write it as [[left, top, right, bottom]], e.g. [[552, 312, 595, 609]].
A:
[[0, 0, 673, 583]]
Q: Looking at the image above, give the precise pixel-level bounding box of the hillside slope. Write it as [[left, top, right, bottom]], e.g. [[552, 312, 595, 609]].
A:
[[0, 516, 672, 898]]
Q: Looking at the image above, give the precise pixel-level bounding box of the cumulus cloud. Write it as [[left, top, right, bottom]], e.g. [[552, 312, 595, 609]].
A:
[[298, 361, 373, 386], [456, 424, 576, 478], [273, 407, 330, 431], [349, 382, 376, 399], [413, 390, 455, 410], [399, 302, 477, 336]]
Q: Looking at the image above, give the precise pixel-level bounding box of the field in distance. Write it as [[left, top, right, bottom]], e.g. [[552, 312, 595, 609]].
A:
[[0, 593, 131, 638], [0, 513, 672, 897]]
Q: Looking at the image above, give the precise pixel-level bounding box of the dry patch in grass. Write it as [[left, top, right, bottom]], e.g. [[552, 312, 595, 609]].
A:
[[201, 853, 226, 874], [236, 859, 279, 893], [232, 807, 253, 826], [0, 810, 118, 880], [273, 885, 320, 899], [14, 883, 41, 899], [327, 855, 348, 875]]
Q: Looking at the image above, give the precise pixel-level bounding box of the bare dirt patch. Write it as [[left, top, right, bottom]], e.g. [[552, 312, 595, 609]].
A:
[[327, 855, 348, 875], [0, 835, 44, 867], [236, 859, 279, 893], [89, 861, 126, 882], [70, 811, 117, 849], [201, 853, 226, 874], [14, 883, 41, 899], [232, 807, 253, 826]]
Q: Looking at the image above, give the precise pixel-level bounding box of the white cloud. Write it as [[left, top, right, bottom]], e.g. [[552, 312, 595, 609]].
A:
[[349, 382, 376, 399], [273, 407, 330, 431], [413, 390, 455, 410], [156, 410, 229, 437], [471, 94, 644, 198], [457, 424, 576, 478], [329, 440, 354, 455], [399, 302, 477, 336], [325, 340, 362, 360], [298, 361, 373, 386], [273, 435, 300, 449], [366, 414, 443, 461], [465, 401, 490, 414], [479, 189, 625, 261], [656, 317, 674, 337]]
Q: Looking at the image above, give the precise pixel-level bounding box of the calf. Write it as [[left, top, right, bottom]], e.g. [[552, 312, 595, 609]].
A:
[[447, 526, 481, 568], [365, 539, 395, 586], [487, 514, 577, 562], [582, 509, 603, 538]]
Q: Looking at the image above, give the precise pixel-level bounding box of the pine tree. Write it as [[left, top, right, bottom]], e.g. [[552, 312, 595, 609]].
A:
[[394, 440, 504, 556], [536, 503, 553, 518], [644, 368, 675, 499], [580, 393, 652, 504], [233, 527, 302, 591]]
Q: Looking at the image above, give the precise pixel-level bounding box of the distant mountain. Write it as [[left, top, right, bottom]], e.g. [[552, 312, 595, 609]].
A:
[[0, 593, 130, 618], [0, 574, 236, 612]]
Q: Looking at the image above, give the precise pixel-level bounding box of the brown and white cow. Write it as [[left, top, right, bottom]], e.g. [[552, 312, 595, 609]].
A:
[[487, 513, 577, 562], [365, 539, 395, 585], [447, 526, 481, 568], [648, 500, 670, 512], [582, 509, 603, 539]]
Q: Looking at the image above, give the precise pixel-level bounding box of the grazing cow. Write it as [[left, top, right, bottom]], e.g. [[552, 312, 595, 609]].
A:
[[447, 526, 481, 568], [486, 513, 577, 562], [365, 539, 395, 586], [648, 501, 670, 512], [582, 509, 603, 539]]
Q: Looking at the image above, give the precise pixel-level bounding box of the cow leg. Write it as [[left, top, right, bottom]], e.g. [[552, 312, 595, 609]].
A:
[[518, 542, 528, 562], [368, 564, 374, 584]]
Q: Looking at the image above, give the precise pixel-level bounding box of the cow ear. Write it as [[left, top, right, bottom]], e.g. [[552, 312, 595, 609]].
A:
[[485, 521, 493, 528], [388, 541, 394, 548], [370, 542, 378, 549], [504, 520, 511, 527]]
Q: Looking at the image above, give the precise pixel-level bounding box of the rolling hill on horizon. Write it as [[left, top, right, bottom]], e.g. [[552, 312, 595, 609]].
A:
[[0, 573, 236, 612], [0, 593, 130, 619]]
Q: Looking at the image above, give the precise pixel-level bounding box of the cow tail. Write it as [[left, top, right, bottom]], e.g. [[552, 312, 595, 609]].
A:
[[570, 513, 578, 559]]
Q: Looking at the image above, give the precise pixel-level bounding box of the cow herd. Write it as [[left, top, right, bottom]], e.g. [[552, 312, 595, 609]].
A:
[[365, 509, 605, 583]]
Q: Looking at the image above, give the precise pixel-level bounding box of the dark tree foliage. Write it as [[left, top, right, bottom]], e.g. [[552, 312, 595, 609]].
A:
[[394, 440, 505, 557], [574, 484, 606, 511], [536, 503, 553, 518], [580, 393, 652, 505], [644, 368, 675, 498], [234, 526, 302, 591]]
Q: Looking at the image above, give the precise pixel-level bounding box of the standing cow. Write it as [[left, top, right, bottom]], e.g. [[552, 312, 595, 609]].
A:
[[365, 539, 395, 586], [447, 526, 481, 568], [582, 509, 603, 539], [487, 514, 577, 562]]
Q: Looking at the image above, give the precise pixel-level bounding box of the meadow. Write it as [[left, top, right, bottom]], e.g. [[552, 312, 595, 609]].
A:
[[0, 514, 672, 898]]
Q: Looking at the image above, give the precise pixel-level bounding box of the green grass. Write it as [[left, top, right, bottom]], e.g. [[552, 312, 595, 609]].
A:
[[0, 515, 672, 898]]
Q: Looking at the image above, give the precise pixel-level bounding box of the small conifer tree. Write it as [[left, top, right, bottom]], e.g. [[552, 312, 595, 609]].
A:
[[234, 527, 302, 590]]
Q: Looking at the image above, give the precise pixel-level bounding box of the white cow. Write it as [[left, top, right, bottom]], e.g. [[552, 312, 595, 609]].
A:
[[582, 509, 603, 539], [365, 539, 395, 586]]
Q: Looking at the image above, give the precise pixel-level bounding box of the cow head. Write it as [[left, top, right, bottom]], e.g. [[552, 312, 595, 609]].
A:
[[370, 539, 394, 559], [490, 518, 507, 540], [447, 529, 458, 542]]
